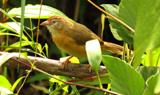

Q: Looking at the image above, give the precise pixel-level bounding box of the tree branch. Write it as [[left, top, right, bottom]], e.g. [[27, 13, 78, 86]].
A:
[[1, 52, 108, 78]]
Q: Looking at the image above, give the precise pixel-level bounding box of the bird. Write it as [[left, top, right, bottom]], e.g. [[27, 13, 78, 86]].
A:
[[40, 15, 125, 68]]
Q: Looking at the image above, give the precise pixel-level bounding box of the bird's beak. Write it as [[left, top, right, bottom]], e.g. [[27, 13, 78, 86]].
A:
[[40, 20, 50, 26]]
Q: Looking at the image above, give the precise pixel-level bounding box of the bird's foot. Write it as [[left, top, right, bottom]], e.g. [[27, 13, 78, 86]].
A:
[[87, 65, 92, 73], [61, 56, 73, 69]]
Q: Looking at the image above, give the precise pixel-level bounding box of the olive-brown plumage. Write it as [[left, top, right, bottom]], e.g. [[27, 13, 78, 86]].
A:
[[41, 15, 124, 57]]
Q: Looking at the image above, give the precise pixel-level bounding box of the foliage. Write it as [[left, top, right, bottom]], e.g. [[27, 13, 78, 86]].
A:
[[0, 0, 160, 95]]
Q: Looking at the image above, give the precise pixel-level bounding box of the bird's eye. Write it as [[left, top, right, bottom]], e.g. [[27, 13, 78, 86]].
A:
[[51, 19, 57, 24]]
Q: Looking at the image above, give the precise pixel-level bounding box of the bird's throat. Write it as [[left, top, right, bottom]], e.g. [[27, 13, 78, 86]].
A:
[[46, 26, 57, 35]]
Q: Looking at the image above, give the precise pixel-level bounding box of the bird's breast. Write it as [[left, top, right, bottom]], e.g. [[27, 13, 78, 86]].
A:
[[51, 32, 87, 57]]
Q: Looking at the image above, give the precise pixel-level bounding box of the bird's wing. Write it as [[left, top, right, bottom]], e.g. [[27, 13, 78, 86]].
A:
[[66, 22, 104, 45]]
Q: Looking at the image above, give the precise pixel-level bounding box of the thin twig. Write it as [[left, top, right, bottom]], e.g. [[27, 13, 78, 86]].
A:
[[74, 0, 80, 21], [0, 0, 8, 21], [34, 0, 43, 63]]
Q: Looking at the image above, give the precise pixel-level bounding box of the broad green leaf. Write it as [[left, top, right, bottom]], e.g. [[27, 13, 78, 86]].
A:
[[102, 55, 145, 95], [11, 76, 25, 92], [0, 75, 11, 90], [8, 4, 67, 19], [85, 39, 101, 72], [155, 69, 160, 93], [143, 69, 160, 95], [133, 0, 160, 68], [101, 4, 133, 43], [137, 66, 159, 81], [26, 74, 48, 83], [85, 39, 102, 88], [109, 24, 122, 41], [141, 47, 160, 66], [119, 0, 143, 29]]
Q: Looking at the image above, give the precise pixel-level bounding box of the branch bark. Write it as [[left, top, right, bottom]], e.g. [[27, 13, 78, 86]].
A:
[[1, 52, 108, 78]]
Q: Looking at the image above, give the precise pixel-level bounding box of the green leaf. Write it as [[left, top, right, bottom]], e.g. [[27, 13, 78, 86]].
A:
[[137, 66, 159, 81], [85, 39, 101, 72], [5, 41, 31, 51], [20, 52, 33, 67], [119, 0, 143, 29], [101, 4, 133, 43], [50, 75, 68, 92], [26, 73, 49, 83], [143, 68, 160, 95], [0, 75, 11, 90], [21, 48, 46, 58], [6, 22, 21, 34], [11, 76, 25, 92], [102, 55, 145, 95], [8, 4, 67, 19], [86, 39, 102, 88], [109, 24, 122, 41], [37, 43, 42, 53], [133, 0, 160, 68], [0, 22, 29, 43], [86, 90, 105, 95], [141, 47, 160, 66], [44, 43, 48, 57], [0, 33, 28, 42], [0, 52, 16, 67], [155, 69, 160, 93], [0, 23, 16, 33]]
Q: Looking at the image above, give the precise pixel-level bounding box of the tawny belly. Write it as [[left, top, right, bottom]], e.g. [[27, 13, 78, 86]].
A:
[[53, 33, 87, 57]]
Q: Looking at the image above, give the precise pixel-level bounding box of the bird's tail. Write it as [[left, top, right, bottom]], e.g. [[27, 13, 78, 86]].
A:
[[101, 41, 124, 55]]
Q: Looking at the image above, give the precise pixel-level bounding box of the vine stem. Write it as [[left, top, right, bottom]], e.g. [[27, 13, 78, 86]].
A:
[[87, 0, 135, 33]]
